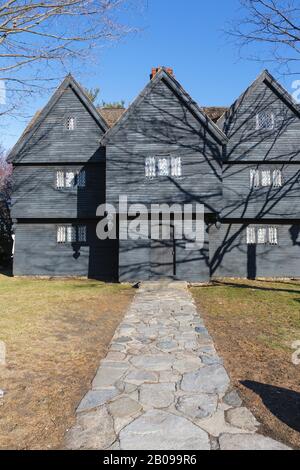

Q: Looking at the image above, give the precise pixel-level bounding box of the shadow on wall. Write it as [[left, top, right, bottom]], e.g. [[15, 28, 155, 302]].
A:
[[247, 244, 257, 280], [211, 79, 300, 278], [241, 380, 300, 434]]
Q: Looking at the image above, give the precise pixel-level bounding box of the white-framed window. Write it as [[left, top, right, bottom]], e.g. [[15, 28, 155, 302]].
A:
[[273, 169, 282, 188], [269, 226, 278, 245], [246, 227, 256, 245], [78, 225, 87, 242], [145, 156, 182, 179], [66, 226, 76, 242], [261, 170, 272, 187], [257, 227, 267, 244], [145, 157, 156, 179], [66, 116, 76, 131], [171, 156, 182, 178], [65, 171, 75, 188], [256, 111, 275, 130], [250, 169, 260, 188], [158, 157, 170, 176], [55, 170, 86, 189], [57, 225, 66, 243], [56, 170, 65, 189], [247, 226, 279, 245], [77, 170, 86, 188], [57, 225, 87, 244]]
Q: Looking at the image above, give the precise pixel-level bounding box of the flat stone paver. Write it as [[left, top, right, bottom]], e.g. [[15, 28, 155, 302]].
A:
[[65, 281, 290, 450]]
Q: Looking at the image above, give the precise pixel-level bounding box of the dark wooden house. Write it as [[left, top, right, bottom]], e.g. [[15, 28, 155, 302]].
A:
[[8, 68, 300, 281]]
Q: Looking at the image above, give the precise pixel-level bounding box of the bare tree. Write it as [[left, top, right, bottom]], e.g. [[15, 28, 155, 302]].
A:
[[0, 0, 139, 116], [84, 86, 101, 104], [228, 0, 300, 74], [0, 145, 12, 266]]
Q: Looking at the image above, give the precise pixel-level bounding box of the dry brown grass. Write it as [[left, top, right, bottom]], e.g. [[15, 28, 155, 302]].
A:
[[0, 275, 134, 450], [191, 279, 300, 449]]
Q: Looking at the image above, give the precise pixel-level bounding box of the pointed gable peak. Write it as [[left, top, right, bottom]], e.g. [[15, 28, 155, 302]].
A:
[[101, 68, 227, 145], [217, 69, 300, 129], [7, 74, 109, 163]]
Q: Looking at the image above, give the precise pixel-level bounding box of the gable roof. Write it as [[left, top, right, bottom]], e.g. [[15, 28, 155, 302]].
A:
[[7, 74, 109, 163], [100, 68, 228, 145], [217, 69, 300, 130]]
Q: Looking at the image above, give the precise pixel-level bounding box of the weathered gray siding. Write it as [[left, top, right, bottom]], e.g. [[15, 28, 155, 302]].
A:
[[222, 80, 300, 162], [210, 222, 300, 278], [11, 164, 105, 219], [106, 78, 223, 213], [13, 222, 118, 279], [222, 163, 300, 219], [119, 220, 210, 282], [14, 86, 105, 164]]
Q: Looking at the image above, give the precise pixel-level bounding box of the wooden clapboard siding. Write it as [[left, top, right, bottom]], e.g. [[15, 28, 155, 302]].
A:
[[13, 222, 118, 279], [210, 222, 300, 278], [222, 163, 300, 219], [11, 163, 105, 219], [12, 86, 106, 164]]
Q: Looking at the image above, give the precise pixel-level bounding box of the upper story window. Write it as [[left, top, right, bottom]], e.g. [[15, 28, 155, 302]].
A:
[[273, 169, 282, 188], [145, 157, 156, 179], [145, 156, 182, 179], [250, 168, 283, 189], [257, 227, 267, 244], [66, 116, 76, 131], [246, 226, 278, 246], [56, 170, 86, 189], [250, 169, 260, 189], [261, 170, 271, 187], [158, 157, 169, 176], [171, 156, 182, 178], [57, 225, 87, 244], [256, 111, 275, 130]]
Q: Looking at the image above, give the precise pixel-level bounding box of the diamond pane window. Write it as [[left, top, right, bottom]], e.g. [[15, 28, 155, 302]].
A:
[[261, 170, 271, 187], [250, 169, 260, 188], [256, 112, 275, 130], [78, 225, 87, 242], [77, 170, 86, 188], [273, 169, 282, 188], [269, 227, 278, 245], [171, 157, 182, 178], [66, 116, 76, 131], [257, 227, 267, 244], [66, 226, 76, 243], [145, 157, 156, 179], [158, 157, 170, 176], [56, 171, 65, 189], [57, 226, 66, 243], [246, 227, 256, 244], [65, 171, 75, 188]]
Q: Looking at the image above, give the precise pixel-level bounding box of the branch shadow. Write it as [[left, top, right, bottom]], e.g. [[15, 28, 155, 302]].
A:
[[241, 380, 300, 433]]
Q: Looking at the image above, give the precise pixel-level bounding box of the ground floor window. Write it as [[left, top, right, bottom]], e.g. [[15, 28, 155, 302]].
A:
[[57, 225, 87, 243], [246, 226, 278, 245]]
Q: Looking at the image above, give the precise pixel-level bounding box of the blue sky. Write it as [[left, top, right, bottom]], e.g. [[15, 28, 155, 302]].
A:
[[1, 0, 298, 150]]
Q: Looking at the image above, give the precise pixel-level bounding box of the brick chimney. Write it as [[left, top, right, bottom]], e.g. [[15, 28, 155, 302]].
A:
[[150, 66, 174, 80]]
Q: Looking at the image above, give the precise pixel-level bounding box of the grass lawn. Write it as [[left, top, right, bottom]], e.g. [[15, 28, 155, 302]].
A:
[[191, 279, 300, 449], [0, 275, 134, 450]]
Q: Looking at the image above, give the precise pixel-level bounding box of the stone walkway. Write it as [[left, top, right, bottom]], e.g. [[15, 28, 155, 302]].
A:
[[65, 282, 290, 450]]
